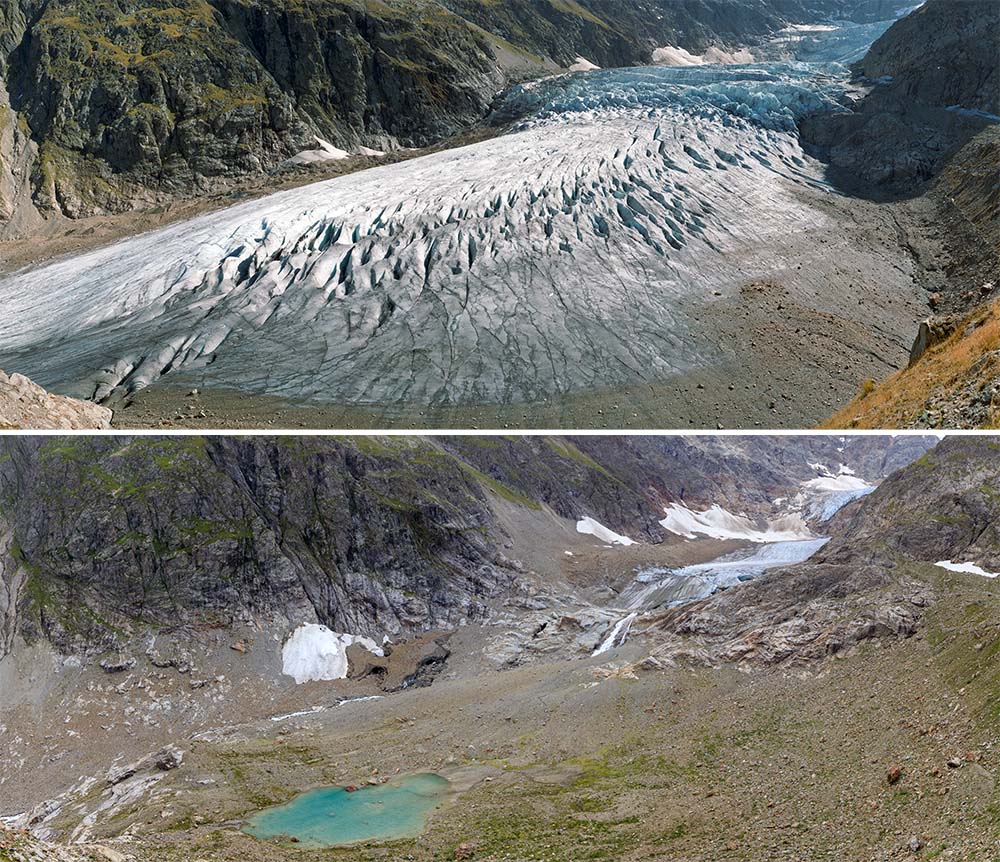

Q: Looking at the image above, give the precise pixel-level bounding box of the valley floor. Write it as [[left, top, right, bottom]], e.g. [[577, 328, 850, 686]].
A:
[[2, 563, 997, 862]]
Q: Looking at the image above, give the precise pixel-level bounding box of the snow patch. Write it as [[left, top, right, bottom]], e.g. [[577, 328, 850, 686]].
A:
[[780, 24, 839, 33], [569, 56, 600, 72], [281, 623, 383, 684], [576, 516, 635, 546], [659, 503, 813, 542], [652, 45, 754, 66], [935, 560, 1000, 579], [269, 695, 383, 722], [287, 137, 351, 166]]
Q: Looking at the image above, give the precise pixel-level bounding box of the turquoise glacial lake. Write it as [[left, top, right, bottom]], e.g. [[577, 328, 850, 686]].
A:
[[244, 773, 451, 847]]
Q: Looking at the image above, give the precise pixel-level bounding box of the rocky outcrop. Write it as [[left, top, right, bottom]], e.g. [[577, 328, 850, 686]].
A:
[[0, 437, 519, 655], [5, 0, 506, 222], [644, 563, 933, 666], [0, 370, 112, 429], [0, 522, 25, 658]]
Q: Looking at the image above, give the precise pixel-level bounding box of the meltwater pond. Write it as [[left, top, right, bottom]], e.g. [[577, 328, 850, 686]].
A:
[[244, 773, 451, 847]]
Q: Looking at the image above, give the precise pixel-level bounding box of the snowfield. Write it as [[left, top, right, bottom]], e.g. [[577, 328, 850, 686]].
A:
[[659, 502, 814, 543], [934, 561, 1000, 579], [0, 61, 914, 412]]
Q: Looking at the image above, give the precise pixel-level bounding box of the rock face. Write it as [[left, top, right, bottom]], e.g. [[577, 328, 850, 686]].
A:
[[825, 437, 1000, 568], [0, 369, 112, 429], [646, 561, 934, 665], [0, 0, 909, 228], [801, 0, 1000, 189], [0, 435, 933, 659], [3, 0, 509, 222]]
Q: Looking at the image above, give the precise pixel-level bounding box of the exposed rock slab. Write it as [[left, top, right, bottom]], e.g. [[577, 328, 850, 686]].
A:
[[0, 370, 111, 429]]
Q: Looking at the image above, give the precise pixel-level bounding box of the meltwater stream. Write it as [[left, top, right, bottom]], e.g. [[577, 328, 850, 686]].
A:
[[0, 13, 909, 408]]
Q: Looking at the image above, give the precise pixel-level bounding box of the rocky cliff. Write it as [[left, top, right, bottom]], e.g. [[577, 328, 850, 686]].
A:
[[823, 436, 1000, 568], [801, 0, 1000, 189], [0, 434, 933, 660], [0, 368, 112, 428]]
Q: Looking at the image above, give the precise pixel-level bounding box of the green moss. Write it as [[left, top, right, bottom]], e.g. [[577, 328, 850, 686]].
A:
[[544, 437, 614, 478], [459, 463, 542, 510]]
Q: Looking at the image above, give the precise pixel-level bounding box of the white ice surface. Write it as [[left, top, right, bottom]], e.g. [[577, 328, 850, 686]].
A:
[[796, 465, 874, 521], [569, 56, 600, 72], [577, 516, 635, 546], [281, 623, 383, 684], [0, 63, 866, 406], [623, 538, 829, 610], [934, 561, 1000, 579]]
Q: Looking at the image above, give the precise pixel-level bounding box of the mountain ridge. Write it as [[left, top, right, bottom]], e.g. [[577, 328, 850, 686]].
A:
[[0, 0, 915, 232]]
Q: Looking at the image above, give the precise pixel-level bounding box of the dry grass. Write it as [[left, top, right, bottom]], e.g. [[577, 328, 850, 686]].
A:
[[819, 301, 1000, 429]]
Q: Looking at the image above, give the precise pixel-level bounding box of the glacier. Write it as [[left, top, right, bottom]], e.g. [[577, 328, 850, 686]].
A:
[[623, 538, 830, 610], [0, 35, 921, 415]]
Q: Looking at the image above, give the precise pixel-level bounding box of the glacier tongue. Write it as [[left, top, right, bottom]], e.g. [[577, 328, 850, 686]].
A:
[[0, 63, 900, 409]]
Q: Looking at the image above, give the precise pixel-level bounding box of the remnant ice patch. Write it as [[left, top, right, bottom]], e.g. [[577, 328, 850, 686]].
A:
[[281, 623, 383, 684], [287, 137, 351, 166], [934, 560, 1000, 579], [592, 612, 638, 656], [569, 56, 600, 72], [576, 517, 635, 546], [659, 503, 813, 542]]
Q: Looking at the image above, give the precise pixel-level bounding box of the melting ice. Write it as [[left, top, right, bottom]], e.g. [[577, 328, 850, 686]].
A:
[[623, 538, 830, 610], [0, 59, 890, 409]]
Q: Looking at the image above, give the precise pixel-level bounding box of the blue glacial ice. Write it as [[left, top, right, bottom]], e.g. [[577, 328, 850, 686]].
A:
[[495, 63, 851, 134]]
